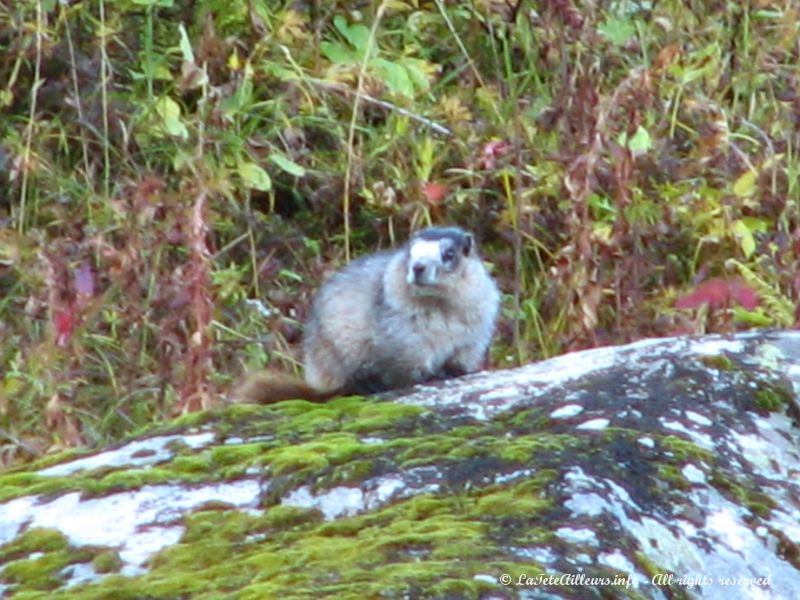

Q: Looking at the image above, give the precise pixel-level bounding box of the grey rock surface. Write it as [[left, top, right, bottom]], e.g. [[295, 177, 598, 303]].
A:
[[1, 331, 799, 599]]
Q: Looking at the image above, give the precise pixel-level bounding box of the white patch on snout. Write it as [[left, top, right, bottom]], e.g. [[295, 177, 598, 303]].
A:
[[409, 239, 442, 263], [407, 239, 442, 285]]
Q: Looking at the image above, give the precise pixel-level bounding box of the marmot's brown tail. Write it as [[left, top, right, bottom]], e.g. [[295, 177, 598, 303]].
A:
[[230, 370, 336, 405]]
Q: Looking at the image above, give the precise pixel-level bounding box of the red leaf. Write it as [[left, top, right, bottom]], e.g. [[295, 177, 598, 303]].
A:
[[53, 310, 75, 347], [675, 279, 728, 309], [730, 281, 759, 311], [481, 140, 511, 169], [675, 278, 759, 311], [421, 182, 448, 205]]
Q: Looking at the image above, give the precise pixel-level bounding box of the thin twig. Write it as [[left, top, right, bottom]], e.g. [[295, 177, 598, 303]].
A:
[[310, 78, 452, 137], [99, 0, 111, 199], [342, 1, 388, 261], [18, 0, 45, 233], [62, 3, 92, 186], [434, 0, 486, 89]]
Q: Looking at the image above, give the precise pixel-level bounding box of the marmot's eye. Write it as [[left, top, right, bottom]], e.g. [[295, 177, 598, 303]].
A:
[[442, 248, 456, 262]]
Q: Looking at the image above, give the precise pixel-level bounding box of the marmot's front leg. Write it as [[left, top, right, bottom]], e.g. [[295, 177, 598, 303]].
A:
[[440, 344, 487, 380]]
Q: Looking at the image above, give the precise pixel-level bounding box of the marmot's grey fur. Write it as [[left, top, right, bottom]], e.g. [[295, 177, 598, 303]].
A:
[[233, 226, 500, 403], [304, 226, 500, 393]]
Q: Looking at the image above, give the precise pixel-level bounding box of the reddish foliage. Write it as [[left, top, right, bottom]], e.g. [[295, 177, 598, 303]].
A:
[[547, 0, 584, 29], [653, 44, 681, 73], [480, 140, 511, 170], [675, 278, 759, 311], [53, 310, 75, 347], [421, 182, 448, 205], [45, 259, 97, 348], [176, 191, 216, 414], [45, 393, 85, 448], [133, 175, 166, 205]]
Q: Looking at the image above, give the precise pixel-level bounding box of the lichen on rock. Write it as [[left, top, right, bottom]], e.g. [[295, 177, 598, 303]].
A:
[[1, 331, 799, 599]]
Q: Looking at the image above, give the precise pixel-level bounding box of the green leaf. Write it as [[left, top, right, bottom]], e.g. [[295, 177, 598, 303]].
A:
[[264, 63, 298, 82], [372, 58, 414, 98], [693, 42, 719, 61], [239, 162, 272, 191], [131, 0, 174, 7], [333, 15, 349, 37], [592, 222, 613, 243], [732, 219, 756, 258], [347, 24, 370, 53], [269, 154, 306, 177], [384, 0, 413, 11], [598, 18, 636, 46], [402, 58, 432, 95], [733, 307, 772, 326], [677, 43, 719, 84], [740, 216, 769, 234], [628, 126, 652, 154], [679, 67, 708, 84], [222, 78, 254, 115], [178, 24, 194, 63], [279, 269, 304, 283], [320, 41, 354, 65], [417, 137, 435, 180], [154, 96, 188, 139], [588, 193, 616, 222], [333, 16, 370, 52], [733, 170, 757, 198]]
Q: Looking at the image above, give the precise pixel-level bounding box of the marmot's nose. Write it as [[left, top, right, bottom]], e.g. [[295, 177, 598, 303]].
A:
[[413, 264, 426, 279]]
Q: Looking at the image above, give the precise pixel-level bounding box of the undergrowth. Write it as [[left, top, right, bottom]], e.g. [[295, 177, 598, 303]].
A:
[[0, 0, 798, 467]]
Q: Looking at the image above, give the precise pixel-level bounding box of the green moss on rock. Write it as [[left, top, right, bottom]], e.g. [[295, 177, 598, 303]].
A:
[[709, 470, 777, 518], [0, 528, 69, 562], [699, 354, 736, 371], [92, 550, 123, 574], [0, 528, 95, 593], [754, 386, 791, 412], [341, 402, 427, 434]]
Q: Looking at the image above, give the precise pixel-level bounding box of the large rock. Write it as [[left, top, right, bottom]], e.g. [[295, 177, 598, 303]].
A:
[[1, 331, 799, 599]]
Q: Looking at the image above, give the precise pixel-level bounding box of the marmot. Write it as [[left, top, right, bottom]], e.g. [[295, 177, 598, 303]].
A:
[[233, 226, 500, 404]]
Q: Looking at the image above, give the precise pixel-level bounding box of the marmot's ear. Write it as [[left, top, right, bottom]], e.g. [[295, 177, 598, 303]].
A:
[[461, 233, 473, 256]]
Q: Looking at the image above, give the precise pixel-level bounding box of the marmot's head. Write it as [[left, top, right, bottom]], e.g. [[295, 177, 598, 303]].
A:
[[405, 227, 475, 294]]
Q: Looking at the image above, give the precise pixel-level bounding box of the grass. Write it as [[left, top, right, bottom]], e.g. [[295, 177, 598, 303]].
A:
[[0, 0, 798, 467]]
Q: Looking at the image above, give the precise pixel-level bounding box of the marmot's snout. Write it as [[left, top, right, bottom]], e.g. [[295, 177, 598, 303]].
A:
[[406, 237, 444, 287], [409, 260, 439, 286]]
